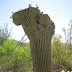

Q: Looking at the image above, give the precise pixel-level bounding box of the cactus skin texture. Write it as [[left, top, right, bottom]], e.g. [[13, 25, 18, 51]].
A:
[[12, 6, 55, 72]]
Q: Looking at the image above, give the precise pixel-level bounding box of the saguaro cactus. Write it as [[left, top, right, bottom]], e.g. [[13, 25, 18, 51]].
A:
[[12, 6, 55, 72]]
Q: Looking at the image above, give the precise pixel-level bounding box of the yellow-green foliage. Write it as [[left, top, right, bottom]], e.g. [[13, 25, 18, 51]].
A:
[[0, 39, 32, 71], [51, 35, 68, 68]]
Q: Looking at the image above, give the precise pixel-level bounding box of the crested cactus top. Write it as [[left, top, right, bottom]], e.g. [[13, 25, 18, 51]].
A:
[[12, 6, 55, 40]]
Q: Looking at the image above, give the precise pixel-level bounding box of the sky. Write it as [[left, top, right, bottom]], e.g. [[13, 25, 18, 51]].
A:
[[0, 0, 72, 42]]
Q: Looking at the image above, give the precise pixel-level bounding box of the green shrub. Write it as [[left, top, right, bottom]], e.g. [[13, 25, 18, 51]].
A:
[[0, 39, 32, 71]]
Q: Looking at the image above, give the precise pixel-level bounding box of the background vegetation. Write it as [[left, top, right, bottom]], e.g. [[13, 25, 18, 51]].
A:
[[0, 21, 72, 72]]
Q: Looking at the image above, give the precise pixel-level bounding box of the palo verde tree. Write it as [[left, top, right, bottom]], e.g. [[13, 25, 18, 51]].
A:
[[62, 20, 72, 72], [63, 19, 72, 50], [12, 6, 55, 72], [51, 34, 69, 71], [0, 24, 11, 45]]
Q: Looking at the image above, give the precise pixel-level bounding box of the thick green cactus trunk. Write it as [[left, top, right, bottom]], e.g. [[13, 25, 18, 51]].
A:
[[12, 6, 55, 72], [30, 35, 51, 72]]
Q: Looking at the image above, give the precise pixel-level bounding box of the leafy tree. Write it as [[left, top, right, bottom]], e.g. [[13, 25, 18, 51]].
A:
[[0, 24, 11, 45], [51, 34, 69, 71], [62, 19, 72, 50], [62, 20, 72, 71]]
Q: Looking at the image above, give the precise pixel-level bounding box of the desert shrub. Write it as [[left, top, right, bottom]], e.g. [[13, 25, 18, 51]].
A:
[[0, 39, 32, 71]]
